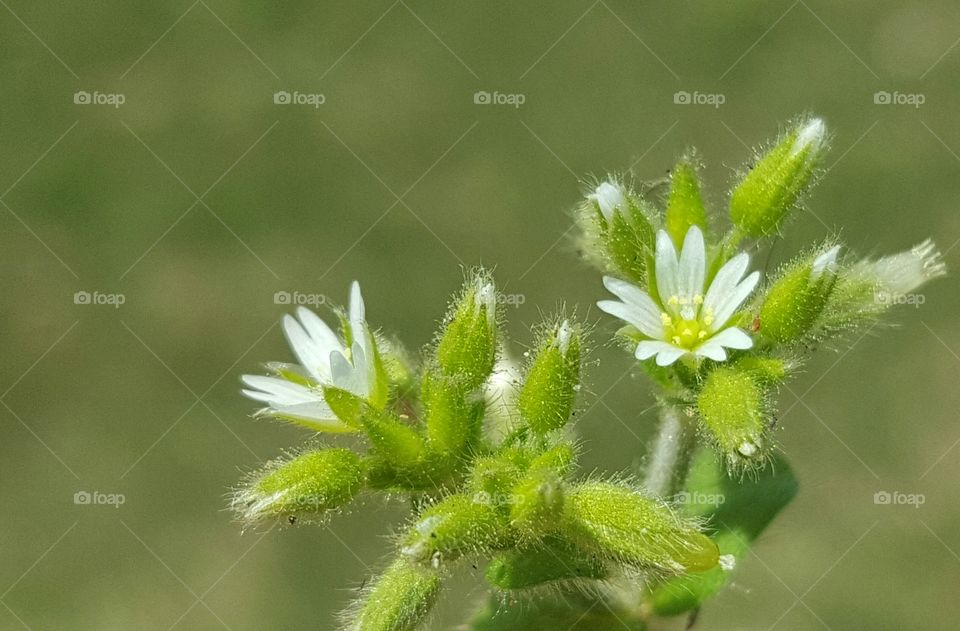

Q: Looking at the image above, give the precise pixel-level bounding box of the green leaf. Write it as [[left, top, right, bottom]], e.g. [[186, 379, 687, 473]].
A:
[[648, 448, 799, 616]]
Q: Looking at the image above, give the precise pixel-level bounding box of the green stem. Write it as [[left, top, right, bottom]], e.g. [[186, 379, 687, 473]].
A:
[[643, 405, 697, 498]]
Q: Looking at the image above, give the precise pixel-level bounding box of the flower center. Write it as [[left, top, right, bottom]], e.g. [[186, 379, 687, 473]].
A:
[[661, 294, 715, 349]]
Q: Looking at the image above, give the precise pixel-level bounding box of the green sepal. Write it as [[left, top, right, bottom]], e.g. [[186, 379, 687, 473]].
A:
[[729, 118, 826, 238], [665, 159, 708, 248], [561, 481, 718, 573], [518, 320, 583, 436], [421, 371, 480, 455], [604, 199, 656, 283], [697, 365, 770, 468], [509, 468, 565, 538], [485, 535, 607, 590], [350, 558, 442, 631], [401, 494, 512, 564], [361, 409, 426, 468], [233, 448, 365, 523], [434, 273, 498, 390], [322, 385, 365, 429]]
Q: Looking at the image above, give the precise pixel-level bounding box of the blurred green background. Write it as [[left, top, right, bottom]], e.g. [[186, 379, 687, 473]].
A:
[[2, 1, 959, 629]]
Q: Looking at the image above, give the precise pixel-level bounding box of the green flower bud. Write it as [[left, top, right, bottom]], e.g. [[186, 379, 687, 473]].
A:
[[562, 482, 718, 573], [422, 371, 483, 454], [435, 273, 498, 390], [759, 245, 839, 344], [733, 356, 787, 386], [518, 320, 583, 435], [528, 442, 577, 477], [349, 559, 442, 631], [665, 160, 709, 248], [485, 535, 606, 590], [361, 409, 426, 468], [585, 179, 657, 283], [729, 118, 826, 238], [401, 494, 511, 564], [697, 366, 769, 466], [233, 448, 364, 524], [468, 454, 526, 505], [509, 469, 565, 538]]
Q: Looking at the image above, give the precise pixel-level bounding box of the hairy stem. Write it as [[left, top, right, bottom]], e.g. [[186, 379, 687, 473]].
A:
[[643, 405, 697, 498]]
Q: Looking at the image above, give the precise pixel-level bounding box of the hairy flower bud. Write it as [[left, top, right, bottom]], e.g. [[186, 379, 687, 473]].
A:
[[434, 273, 498, 390], [348, 559, 442, 631], [759, 245, 839, 344], [730, 118, 827, 238], [233, 448, 365, 524], [583, 179, 657, 284], [665, 159, 709, 248], [562, 482, 718, 573], [509, 469, 565, 538], [697, 366, 769, 466], [401, 494, 511, 564], [518, 320, 583, 435]]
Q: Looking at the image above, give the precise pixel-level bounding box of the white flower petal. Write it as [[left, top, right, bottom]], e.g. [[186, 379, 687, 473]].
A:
[[654, 346, 687, 366], [597, 300, 664, 340], [240, 375, 322, 406], [705, 326, 754, 350], [349, 281, 365, 330], [710, 271, 760, 328], [282, 314, 332, 383], [295, 307, 342, 359], [654, 230, 680, 302], [693, 341, 727, 362], [703, 253, 749, 314], [811, 245, 840, 279], [329, 342, 369, 398], [636, 340, 686, 366], [677, 226, 706, 301]]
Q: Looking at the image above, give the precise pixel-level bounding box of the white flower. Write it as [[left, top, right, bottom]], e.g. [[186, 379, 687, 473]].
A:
[[597, 226, 760, 366], [588, 181, 627, 222], [241, 281, 381, 432], [854, 239, 945, 296]]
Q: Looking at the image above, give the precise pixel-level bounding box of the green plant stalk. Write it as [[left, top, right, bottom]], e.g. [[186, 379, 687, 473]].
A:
[[643, 405, 697, 499]]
